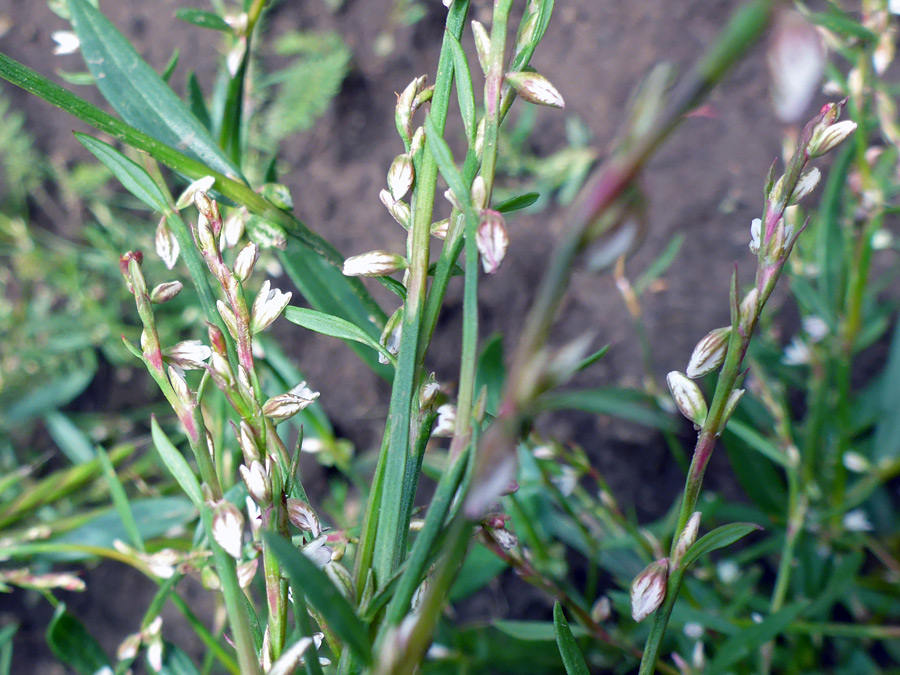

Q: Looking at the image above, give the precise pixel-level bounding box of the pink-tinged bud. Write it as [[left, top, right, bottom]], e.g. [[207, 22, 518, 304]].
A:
[[262, 381, 320, 422], [212, 501, 245, 559], [790, 167, 821, 204], [809, 120, 857, 158], [216, 300, 239, 340], [672, 512, 701, 568], [591, 596, 612, 623], [259, 182, 293, 210], [236, 365, 254, 402], [767, 11, 825, 123], [234, 242, 260, 282], [236, 558, 258, 589], [175, 176, 215, 210], [630, 558, 669, 622], [287, 498, 322, 537], [430, 218, 450, 240], [666, 371, 707, 426], [155, 217, 180, 270], [476, 210, 509, 274], [505, 70, 565, 109], [388, 153, 415, 201], [380, 307, 403, 365], [121, 252, 147, 296], [432, 404, 456, 437], [342, 250, 408, 277], [150, 280, 183, 304], [240, 460, 271, 506], [471, 21, 490, 74], [195, 213, 218, 257], [194, 190, 222, 231], [379, 189, 411, 229], [164, 340, 211, 370], [686, 327, 730, 379], [208, 324, 227, 356], [470, 175, 487, 211], [117, 633, 141, 661], [250, 280, 292, 333], [168, 366, 193, 407]]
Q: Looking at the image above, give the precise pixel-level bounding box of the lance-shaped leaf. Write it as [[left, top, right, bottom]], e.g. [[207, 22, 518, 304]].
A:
[[284, 307, 396, 365]]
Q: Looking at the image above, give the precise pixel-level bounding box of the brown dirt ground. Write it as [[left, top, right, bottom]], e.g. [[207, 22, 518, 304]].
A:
[[0, 0, 798, 670]]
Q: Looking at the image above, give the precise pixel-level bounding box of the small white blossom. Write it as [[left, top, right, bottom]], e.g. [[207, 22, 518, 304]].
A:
[[164, 340, 211, 370], [250, 280, 292, 333], [51, 31, 80, 55], [843, 508, 874, 532], [432, 404, 457, 437], [802, 316, 829, 343], [782, 337, 811, 366]]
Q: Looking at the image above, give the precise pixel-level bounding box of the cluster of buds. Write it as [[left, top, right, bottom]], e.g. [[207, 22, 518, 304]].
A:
[[117, 616, 164, 671]]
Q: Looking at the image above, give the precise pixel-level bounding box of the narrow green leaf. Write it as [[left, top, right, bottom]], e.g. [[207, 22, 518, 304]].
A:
[[634, 233, 684, 296], [681, 522, 762, 570], [284, 306, 395, 365], [67, 0, 241, 178], [75, 133, 169, 212], [3, 365, 95, 426], [186, 71, 212, 131], [425, 112, 470, 211], [535, 387, 677, 431], [707, 602, 808, 674], [553, 603, 590, 675], [493, 620, 589, 642], [43, 411, 95, 464], [161, 48, 180, 83], [264, 533, 373, 664], [724, 419, 788, 468], [0, 622, 16, 675], [150, 418, 203, 508], [495, 192, 540, 213], [445, 31, 476, 145], [95, 443, 145, 551], [46, 604, 111, 675], [175, 8, 232, 32]]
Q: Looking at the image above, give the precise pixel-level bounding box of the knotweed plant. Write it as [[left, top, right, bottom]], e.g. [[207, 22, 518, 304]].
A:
[[2, 0, 900, 674]]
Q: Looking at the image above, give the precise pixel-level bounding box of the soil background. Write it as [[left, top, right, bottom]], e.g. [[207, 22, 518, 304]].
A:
[[0, 0, 798, 671]]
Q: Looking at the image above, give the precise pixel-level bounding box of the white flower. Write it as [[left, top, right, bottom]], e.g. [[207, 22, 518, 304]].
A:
[[51, 31, 80, 55], [250, 280, 292, 333], [432, 404, 457, 437], [749, 218, 761, 254], [212, 501, 245, 559], [164, 340, 211, 370], [782, 337, 811, 366], [802, 316, 829, 343], [843, 509, 874, 532]]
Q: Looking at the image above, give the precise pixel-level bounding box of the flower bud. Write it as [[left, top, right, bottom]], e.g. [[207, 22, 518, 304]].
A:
[[666, 371, 707, 427], [216, 300, 239, 340], [505, 70, 565, 109], [262, 381, 320, 422], [324, 559, 355, 600], [237, 558, 259, 588], [286, 498, 322, 537], [843, 451, 871, 473], [430, 218, 450, 240], [234, 242, 260, 282], [342, 250, 408, 277], [175, 176, 215, 210], [476, 210, 509, 274], [237, 421, 260, 463], [717, 388, 745, 435], [475, 117, 486, 159], [168, 366, 193, 407], [443, 188, 465, 213], [380, 307, 403, 365], [250, 280, 292, 333], [410, 126, 426, 156], [246, 214, 288, 250], [155, 217, 180, 270], [150, 280, 183, 304], [240, 460, 271, 506], [591, 596, 611, 623], [195, 212, 219, 257], [212, 501, 245, 559], [388, 153, 415, 201], [790, 167, 821, 204], [809, 119, 857, 158], [739, 288, 759, 331], [194, 191, 222, 231], [471, 20, 490, 74], [419, 373, 440, 410], [164, 340, 211, 370], [686, 327, 730, 379], [260, 182, 293, 210], [470, 175, 487, 211], [380, 189, 411, 229], [222, 208, 248, 249], [630, 558, 669, 622], [672, 512, 701, 568]]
